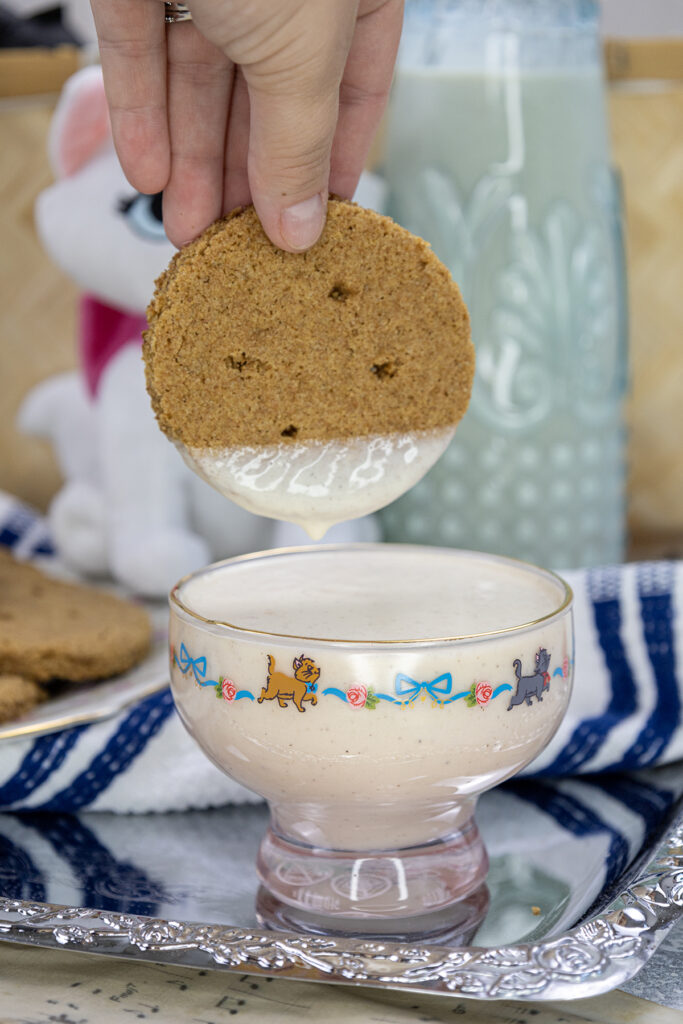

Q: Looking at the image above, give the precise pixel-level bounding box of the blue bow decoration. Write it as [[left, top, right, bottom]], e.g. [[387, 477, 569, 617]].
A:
[[177, 643, 207, 684], [394, 672, 452, 703]]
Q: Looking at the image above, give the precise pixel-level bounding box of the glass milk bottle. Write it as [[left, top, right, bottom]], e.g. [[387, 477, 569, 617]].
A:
[[380, 0, 627, 569]]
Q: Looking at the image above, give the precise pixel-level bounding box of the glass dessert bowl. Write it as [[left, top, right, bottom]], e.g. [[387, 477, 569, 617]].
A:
[[169, 544, 573, 938]]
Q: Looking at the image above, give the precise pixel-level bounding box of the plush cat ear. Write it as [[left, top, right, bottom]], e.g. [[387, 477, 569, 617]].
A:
[[48, 65, 111, 179]]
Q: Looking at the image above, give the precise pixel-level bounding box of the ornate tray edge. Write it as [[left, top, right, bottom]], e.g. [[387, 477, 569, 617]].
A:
[[0, 807, 681, 1002]]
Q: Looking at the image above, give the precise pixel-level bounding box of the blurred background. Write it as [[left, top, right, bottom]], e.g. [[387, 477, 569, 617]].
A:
[[0, 0, 681, 573]]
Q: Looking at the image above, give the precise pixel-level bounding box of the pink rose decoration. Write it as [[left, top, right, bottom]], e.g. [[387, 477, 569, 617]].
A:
[[221, 678, 237, 702], [562, 656, 570, 678], [347, 684, 368, 709], [475, 681, 493, 707]]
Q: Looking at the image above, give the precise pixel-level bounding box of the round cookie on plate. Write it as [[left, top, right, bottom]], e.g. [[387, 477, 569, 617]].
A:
[[0, 675, 47, 724], [144, 199, 474, 537], [0, 550, 151, 687]]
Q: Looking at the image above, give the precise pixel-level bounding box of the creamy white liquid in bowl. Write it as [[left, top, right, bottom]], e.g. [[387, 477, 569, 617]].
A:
[[170, 545, 573, 854]]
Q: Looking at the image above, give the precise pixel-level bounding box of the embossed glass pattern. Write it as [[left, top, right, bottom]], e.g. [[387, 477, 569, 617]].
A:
[[380, 0, 627, 568]]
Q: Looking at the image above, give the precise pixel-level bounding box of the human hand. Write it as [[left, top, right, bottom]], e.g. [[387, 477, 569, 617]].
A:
[[90, 0, 404, 251]]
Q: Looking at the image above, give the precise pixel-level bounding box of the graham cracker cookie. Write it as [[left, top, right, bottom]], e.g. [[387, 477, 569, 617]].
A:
[[144, 199, 474, 449], [0, 675, 47, 724], [0, 550, 151, 683]]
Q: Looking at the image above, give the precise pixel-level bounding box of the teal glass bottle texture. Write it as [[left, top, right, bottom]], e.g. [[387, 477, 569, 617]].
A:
[[379, 0, 628, 569]]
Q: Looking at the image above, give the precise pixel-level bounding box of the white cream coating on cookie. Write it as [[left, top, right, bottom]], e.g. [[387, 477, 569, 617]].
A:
[[180, 428, 456, 538]]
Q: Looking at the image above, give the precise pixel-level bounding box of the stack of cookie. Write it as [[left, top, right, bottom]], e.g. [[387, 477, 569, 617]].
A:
[[0, 550, 151, 724]]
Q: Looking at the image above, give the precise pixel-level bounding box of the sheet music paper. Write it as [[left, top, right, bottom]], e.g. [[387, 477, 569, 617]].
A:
[[0, 941, 679, 1024]]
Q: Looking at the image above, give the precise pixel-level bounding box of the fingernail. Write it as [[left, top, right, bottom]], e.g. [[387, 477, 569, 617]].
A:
[[280, 193, 325, 251]]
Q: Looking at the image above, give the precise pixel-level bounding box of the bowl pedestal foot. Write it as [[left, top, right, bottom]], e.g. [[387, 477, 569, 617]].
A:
[[255, 816, 489, 940]]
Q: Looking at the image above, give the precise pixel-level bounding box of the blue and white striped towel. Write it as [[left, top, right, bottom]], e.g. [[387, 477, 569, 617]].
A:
[[0, 492, 681, 813]]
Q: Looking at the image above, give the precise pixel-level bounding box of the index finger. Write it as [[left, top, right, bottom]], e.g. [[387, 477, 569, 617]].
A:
[[91, 0, 170, 195]]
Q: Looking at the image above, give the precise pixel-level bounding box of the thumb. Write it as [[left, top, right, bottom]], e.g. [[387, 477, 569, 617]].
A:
[[238, 2, 359, 252], [189, 0, 359, 251], [246, 76, 338, 252]]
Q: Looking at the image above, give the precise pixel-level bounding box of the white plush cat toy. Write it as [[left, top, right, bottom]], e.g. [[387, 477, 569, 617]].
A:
[[20, 67, 379, 595]]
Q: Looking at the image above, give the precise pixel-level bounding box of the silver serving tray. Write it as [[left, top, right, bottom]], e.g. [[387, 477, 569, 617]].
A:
[[0, 768, 681, 1001]]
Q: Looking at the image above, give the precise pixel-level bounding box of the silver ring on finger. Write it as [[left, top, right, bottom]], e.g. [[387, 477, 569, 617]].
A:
[[164, 3, 192, 23]]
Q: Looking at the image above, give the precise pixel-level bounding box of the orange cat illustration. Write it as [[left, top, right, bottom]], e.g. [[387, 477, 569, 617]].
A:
[[257, 654, 320, 713]]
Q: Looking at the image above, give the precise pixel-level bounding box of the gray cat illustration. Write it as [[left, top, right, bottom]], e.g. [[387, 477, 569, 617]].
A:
[[507, 649, 551, 711]]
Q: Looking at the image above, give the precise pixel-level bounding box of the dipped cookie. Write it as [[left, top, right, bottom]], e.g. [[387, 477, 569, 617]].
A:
[[144, 200, 474, 536]]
